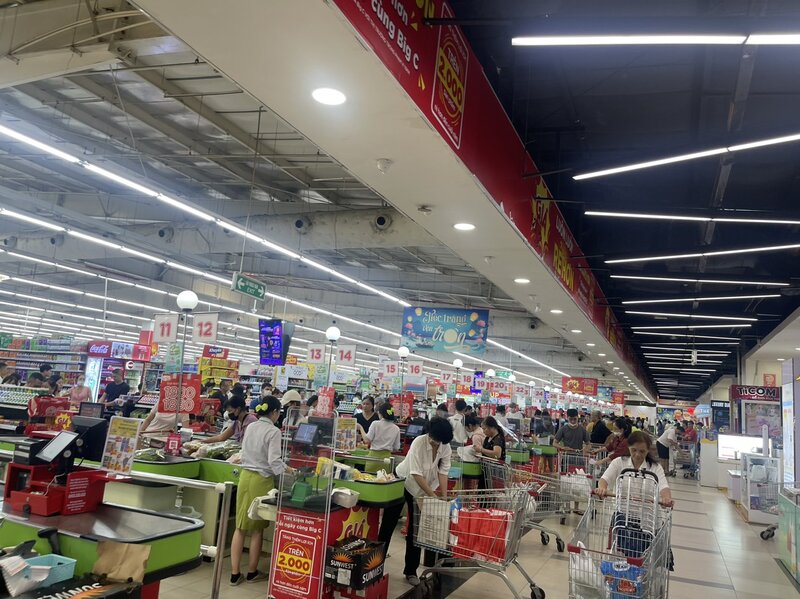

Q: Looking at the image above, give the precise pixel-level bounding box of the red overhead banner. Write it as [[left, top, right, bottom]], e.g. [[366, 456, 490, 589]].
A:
[[332, 0, 649, 392], [611, 392, 625, 405], [561, 377, 599, 396]]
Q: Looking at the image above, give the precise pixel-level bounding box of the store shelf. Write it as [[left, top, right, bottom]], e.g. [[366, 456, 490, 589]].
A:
[[0, 349, 85, 355]]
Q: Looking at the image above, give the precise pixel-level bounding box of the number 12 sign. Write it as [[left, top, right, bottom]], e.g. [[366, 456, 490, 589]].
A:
[[337, 345, 356, 366], [153, 314, 179, 343], [191, 312, 219, 344]]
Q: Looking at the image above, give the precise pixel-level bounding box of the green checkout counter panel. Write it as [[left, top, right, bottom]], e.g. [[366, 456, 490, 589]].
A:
[[0, 501, 204, 577]]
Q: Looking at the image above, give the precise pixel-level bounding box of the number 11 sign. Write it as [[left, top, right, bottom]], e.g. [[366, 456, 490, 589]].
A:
[[153, 314, 179, 343]]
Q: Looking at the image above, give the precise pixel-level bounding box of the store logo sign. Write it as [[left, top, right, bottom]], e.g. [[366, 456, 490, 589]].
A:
[[88, 342, 111, 357]]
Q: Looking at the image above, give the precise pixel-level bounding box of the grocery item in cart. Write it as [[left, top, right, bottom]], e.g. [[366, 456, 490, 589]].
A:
[[601, 560, 645, 599]]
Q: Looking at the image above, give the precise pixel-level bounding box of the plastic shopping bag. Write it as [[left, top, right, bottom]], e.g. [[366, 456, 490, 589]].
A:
[[416, 498, 452, 550], [568, 542, 604, 599]]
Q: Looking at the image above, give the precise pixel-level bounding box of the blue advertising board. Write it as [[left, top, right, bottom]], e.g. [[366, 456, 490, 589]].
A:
[[597, 386, 613, 401], [401, 306, 489, 355]]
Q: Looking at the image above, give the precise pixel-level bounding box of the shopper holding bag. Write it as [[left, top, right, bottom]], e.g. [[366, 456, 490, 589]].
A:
[[229, 396, 294, 586], [378, 417, 453, 586]]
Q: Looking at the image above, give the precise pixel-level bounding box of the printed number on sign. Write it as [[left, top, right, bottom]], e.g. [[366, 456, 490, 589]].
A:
[[197, 322, 213, 338], [310, 347, 323, 361], [278, 552, 311, 575], [386, 364, 397, 375]]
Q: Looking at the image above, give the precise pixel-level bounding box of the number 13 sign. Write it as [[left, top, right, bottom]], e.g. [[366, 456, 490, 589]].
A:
[[307, 343, 326, 364], [191, 312, 219, 344]]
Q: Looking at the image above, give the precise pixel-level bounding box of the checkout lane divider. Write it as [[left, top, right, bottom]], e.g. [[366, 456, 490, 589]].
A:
[[0, 448, 233, 599]]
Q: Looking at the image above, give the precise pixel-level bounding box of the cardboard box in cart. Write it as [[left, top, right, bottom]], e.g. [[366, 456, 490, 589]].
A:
[[325, 537, 385, 589]]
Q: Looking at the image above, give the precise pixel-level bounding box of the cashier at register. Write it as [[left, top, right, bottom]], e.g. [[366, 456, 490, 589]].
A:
[[141, 403, 190, 433]]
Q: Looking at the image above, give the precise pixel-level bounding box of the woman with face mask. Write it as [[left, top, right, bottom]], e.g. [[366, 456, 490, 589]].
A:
[[202, 395, 257, 444], [68, 375, 92, 408]]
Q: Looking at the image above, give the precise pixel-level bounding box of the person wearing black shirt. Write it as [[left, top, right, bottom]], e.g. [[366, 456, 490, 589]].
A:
[[101, 369, 130, 413], [477, 416, 506, 461], [355, 396, 379, 434], [589, 410, 612, 445]]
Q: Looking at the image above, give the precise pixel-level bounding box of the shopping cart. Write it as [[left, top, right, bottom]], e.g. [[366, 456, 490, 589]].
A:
[[413, 488, 546, 599], [674, 441, 698, 479], [586, 443, 610, 481], [568, 470, 672, 599], [761, 482, 800, 540]]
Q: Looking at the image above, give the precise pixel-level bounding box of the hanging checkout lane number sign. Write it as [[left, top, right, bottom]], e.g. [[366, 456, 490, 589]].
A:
[[337, 345, 356, 366], [407, 360, 424, 377], [382, 361, 400, 378], [191, 312, 219, 344], [307, 344, 326, 365], [153, 313, 179, 343]]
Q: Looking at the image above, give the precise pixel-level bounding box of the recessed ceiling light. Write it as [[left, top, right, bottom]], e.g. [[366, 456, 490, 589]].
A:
[[571, 329, 582, 334], [606, 361, 614, 364], [514, 277, 531, 284], [453, 223, 476, 231], [550, 309, 563, 314], [586, 343, 596, 347], [598, 353, 606, 357], [312, 87, 347, 105], [778, 358, 786, 362]]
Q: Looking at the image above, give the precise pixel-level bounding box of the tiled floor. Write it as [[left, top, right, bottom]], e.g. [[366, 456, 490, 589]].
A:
[[158, 476, 800, 598]]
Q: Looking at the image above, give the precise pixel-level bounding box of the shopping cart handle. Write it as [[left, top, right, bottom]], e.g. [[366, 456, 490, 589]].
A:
[[619, 468, 660, 483]]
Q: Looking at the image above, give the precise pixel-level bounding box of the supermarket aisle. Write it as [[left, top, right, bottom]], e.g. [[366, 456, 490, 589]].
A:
[[155, 478, 798, 599], [417, 477, 799, 599]]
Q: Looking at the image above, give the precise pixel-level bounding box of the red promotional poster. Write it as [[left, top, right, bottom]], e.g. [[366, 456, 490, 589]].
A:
[[561, 377, 599, 396], [202, 345, 230, 359], [479, 403, 496, 418], [270, 511, 325, 599], [393, 392, 414, 421], [611, 392, 625, 405], [446, 397, 455, 415], [131, 343, 152, 362], [87, 340, 113, 358], [316, 386, 336, 418], [332, 0, 650, 392], [158, 373, 202, 414]]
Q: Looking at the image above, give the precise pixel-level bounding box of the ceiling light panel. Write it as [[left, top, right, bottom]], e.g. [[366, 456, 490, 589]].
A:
[[586, 210, 800, 226], [626, 310, 757, 321], [623, 294, 780, 305], [512, 35, 747, 46], [610, 274, 788, 286]]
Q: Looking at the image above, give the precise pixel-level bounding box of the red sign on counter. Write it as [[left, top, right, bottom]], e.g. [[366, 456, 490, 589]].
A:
[[270, 511, 325, 599], [392, 392, 414, 421], [158, 373, 202, 414]]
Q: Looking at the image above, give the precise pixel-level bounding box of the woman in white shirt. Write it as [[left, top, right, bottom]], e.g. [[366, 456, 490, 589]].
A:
[[377, 417, 453, 587], [230, 396, 294, 586], [656, 424, 678, 476], [597, 430, 673, 507], [362, 402, 401, 473]]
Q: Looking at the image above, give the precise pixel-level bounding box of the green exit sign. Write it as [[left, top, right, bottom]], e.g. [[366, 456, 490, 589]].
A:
[[496, 370, 513, 379], [232, 272, 266, 300]]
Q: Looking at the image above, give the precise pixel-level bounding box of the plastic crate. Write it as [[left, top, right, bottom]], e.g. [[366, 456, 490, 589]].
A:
[[25, 554, 76, 587]]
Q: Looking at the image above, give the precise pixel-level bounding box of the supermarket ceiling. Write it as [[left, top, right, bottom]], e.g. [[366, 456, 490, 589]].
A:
[[444, 0, 800, 399], [0, 0, 627, 390]]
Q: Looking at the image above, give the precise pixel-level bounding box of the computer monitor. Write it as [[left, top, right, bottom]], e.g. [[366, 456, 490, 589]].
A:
[[293, 423, 319, 445], [79, 402, 104, 419], [406, 424, 424, 438], [72, 415, 109, 462], [506, 421, 519, 434], [35, 430, 79, 464], [308, 416, 334, 446]]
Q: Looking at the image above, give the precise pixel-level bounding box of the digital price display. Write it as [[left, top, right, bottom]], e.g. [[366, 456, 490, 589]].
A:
[[259, 319, 284, 365]]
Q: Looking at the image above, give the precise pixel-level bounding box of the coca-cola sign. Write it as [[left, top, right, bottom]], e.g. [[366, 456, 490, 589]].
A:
[[729, 385, 781, 401], [87, 341, 112, 357]]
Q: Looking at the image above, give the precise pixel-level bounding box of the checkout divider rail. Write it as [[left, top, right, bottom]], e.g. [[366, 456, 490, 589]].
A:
[[0, 448, 233, 599]]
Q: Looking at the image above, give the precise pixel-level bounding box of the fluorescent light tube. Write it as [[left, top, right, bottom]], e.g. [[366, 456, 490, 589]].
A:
[[512, 35, 746, 46], [587, 210, 800, 226], [607, 243, 800, 264], [625, 310, 757, 321], [632, 324, 750, 329], [623, 294, 779, 305], [610, 274, 788, 286], [574, 148, 726, 180], [746, 34, 800, 45], [0, 208, 65, 231]]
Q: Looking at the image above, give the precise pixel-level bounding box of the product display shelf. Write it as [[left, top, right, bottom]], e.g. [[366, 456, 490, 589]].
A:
[[198, 356, 239, 385], [740, 452, 781, 524], [287, 376, 314, 392]]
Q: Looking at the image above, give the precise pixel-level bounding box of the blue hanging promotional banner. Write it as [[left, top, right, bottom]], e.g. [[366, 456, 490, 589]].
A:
[[401, 306, 490, 355], [597, 386, 613, 401]]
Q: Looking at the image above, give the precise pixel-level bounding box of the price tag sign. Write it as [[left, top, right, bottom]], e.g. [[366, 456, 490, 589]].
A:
[[307, 343, 326, 364], [407, 360, 424, 377], [337, 345, 356, 366], [191, 312, 219, 344], [383, 361, 400, 378], [153, 313, 179, 343], [441, 370, 455, 384]]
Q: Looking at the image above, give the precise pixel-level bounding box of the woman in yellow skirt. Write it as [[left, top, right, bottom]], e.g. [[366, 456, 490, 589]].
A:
[[362, 402, 401, 474], [230, 396, 292, 585]]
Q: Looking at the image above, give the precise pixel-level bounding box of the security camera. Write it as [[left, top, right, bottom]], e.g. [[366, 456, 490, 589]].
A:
[[529, 318, 539, 330], [49, 234, 64, 247], [376, 158, 393, 174], [577, 355, 584, 362], [373, 214, 392, 231], [158, 226, 174, 242], [298, 318, 305, 324], [294, 217, 311, 234], [2, 236, 16, 248]]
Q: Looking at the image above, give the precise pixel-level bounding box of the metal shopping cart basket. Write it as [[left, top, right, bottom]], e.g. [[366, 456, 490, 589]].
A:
[[567, 470, 672, 599], [674, 441, 698, 479], [413, 488, 546, 599], [757, 481, 797, 540], [483, 458, 588, 552]]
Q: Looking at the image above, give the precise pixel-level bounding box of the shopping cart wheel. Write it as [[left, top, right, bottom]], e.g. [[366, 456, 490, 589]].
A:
[[531, 584, 546, 599], [556, 537, 565, 553], [540, 531, 550, 545], [761, 529, 775, 540]]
